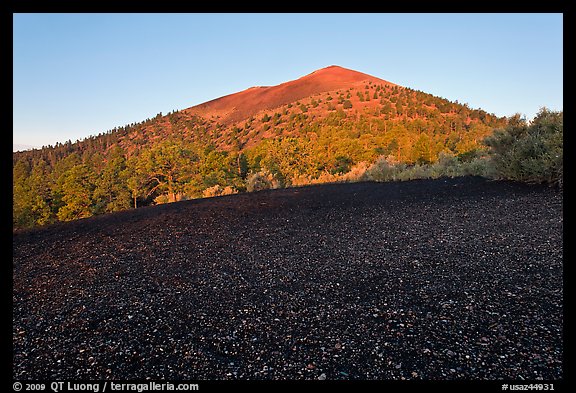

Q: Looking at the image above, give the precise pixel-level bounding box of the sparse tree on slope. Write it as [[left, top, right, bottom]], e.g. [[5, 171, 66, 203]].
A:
[[57, 164, 96, 221], [139, 139, 199, 203], [28, 159, 54, 225], [93, 148, 132, 214]]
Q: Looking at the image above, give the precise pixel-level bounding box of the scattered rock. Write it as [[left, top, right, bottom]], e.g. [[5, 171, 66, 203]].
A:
[[12, 178, 563, 380]]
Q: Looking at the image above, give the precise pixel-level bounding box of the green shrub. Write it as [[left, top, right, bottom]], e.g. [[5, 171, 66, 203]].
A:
[[364, 156, 401, 181], [202, 185, 238, 198], [331, 155, 353, 175], [360, 153, 493, 183], [246, 171, 272, 192], [483, 108, 562, 187], [461, 157, 493, 178], [395, 164, 432, 181], [429, 152, 463, 178]]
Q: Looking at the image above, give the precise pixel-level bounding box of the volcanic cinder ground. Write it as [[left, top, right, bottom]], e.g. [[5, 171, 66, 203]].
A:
[[13, 177, 563, 380]]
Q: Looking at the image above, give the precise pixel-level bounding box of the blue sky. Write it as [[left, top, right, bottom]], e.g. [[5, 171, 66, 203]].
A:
[[13, 13, 563, 150]]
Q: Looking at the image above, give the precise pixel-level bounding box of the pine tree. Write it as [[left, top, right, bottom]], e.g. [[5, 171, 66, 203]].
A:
[[57, 164, 96, 221], [140, 139, 199, 203], [93, 148, 132, 214], [13, 160, 33, 228], [28, 159, 54, 225]]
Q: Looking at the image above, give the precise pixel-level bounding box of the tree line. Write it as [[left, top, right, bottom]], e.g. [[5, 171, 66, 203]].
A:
[[15, 90, 561, 230]]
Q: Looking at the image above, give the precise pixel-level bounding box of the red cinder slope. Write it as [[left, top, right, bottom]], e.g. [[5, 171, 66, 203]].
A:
[[185, 65, 396, 124]]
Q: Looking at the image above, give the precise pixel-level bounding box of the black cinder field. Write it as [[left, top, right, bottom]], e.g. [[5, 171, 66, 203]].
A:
[[13, 177, 563, 380]]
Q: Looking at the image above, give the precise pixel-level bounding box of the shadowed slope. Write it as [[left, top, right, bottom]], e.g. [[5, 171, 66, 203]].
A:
[[13, 178, 562, 380]]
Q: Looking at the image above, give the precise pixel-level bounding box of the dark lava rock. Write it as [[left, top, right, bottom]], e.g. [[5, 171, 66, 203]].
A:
[[13, 177, 563, 380]]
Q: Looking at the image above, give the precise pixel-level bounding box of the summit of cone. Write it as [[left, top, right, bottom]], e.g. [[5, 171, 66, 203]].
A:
[[185, 65, 396, 125]]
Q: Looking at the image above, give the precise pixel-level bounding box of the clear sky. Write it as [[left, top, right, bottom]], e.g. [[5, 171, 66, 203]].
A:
[[13, 13, 563, 151]]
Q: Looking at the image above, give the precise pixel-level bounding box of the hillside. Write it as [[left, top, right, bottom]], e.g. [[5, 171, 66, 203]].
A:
[[185, 65, 396, 125], [13, 65, 509, 228], [127, 65, 505, 152], [13, 177, 563, 379]]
